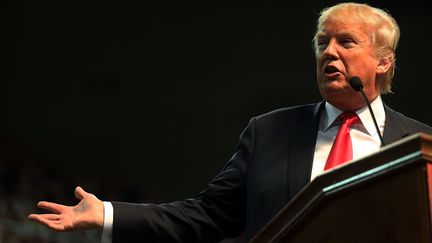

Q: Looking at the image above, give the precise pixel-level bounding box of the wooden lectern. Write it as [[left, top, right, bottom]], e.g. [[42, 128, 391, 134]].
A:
[[250, 133, 432, 243]]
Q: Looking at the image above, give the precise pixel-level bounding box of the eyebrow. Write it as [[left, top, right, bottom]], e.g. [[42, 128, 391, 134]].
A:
[[315, 31, 358, 40], [315, 32, 327, 39]]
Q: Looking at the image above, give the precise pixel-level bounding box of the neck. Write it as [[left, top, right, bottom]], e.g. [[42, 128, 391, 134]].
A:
[[328, 92, 379, 111]]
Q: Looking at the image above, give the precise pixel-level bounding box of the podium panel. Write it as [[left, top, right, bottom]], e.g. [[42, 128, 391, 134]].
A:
[[251, 133, 432, 243]]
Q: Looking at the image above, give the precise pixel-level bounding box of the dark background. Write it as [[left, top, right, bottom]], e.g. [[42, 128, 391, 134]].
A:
[[0, 0, 431, 241]]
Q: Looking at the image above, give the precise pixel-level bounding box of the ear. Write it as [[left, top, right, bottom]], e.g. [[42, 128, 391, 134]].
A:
[[376, 57, 392, 75]]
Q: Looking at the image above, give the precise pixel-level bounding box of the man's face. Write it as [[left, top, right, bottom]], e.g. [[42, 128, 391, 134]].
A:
[[315, 19, 381, 111]]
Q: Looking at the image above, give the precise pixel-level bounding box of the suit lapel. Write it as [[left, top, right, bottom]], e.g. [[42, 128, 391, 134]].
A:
[[285, 102, 408, 199], [287, 102, 323, 199], [383, 104, 410, 145]]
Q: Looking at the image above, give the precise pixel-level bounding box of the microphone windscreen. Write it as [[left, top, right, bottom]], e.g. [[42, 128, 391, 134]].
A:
[[349, 76, 364, 91]]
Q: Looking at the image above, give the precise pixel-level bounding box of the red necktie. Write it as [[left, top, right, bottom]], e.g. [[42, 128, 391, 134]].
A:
[[324, 112, 360, 170]]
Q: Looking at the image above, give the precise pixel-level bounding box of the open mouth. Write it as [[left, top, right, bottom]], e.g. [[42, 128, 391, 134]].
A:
[[324, 66, 341, 78], [324, 66, 340, 74]]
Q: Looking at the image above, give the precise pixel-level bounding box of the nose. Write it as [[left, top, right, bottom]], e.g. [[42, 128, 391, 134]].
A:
[[323, 39, 339, 60]]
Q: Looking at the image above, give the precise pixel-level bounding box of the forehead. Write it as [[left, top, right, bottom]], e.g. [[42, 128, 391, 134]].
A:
[[316, 19, 372, 39]]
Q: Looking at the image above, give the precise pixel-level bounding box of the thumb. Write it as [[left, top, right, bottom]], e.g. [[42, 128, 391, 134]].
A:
[[74, 186, 88, 200]]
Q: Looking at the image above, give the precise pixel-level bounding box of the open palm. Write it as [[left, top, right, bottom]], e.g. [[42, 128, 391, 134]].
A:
[[28, 186, 104, 231]]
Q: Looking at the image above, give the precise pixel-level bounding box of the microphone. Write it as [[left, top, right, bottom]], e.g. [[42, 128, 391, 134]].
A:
[[349, 76, 385, 147]]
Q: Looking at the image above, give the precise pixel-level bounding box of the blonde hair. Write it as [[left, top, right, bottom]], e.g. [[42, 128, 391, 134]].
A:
[[313, 3, 400, 93]]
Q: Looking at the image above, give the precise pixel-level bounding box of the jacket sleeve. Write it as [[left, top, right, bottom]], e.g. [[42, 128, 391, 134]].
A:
[[111, 118, 256, 243]]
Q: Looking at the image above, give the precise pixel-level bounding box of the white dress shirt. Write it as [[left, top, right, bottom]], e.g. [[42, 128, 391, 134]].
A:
[[101, 201, 113, 243], [101, 96, 386, 242], [310, 96, 385, 180]]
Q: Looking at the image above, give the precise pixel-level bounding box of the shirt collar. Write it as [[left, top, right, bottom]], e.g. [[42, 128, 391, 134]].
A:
[[322, 96, 386, 136]]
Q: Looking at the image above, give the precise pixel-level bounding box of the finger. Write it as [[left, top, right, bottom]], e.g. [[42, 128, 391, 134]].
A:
[[74, 186, 88, 200], [28, 214, 41, 221], [29, 213, 61, 221], [30, 215, 66, 231], [37, 201, 65, 214], [28, 214, 46, 224]]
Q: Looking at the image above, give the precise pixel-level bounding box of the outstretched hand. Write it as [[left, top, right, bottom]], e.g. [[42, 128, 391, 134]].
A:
[[28, 186, 104, 231]]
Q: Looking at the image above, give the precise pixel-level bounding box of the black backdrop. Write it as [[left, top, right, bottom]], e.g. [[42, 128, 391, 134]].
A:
[[1, 0, 431, 203]]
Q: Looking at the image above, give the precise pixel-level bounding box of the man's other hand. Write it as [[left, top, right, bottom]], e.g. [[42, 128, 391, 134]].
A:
[[28, 186, 104, 231]]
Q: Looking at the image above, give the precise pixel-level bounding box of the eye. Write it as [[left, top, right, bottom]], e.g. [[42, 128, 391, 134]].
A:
[[341, 38, 356, 48], [316, 39, 328, 50]]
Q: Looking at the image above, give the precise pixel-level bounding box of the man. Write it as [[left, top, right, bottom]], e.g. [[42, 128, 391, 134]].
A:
[[29, 3, 432, 243]]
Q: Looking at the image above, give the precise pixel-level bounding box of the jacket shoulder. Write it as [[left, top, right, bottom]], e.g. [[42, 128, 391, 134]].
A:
[[386, 106, 432, 135], [254, 103, 321, 125]]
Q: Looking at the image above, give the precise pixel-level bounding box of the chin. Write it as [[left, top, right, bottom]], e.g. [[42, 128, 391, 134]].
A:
[[321, 83, 359, 101], [320, 83, 351, 97]]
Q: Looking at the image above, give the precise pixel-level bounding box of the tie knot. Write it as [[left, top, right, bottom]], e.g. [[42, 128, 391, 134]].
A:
[[339, 112, 360, 127]]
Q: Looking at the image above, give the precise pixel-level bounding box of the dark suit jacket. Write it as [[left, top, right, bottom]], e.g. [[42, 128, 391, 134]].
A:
[[111, 102, 432, 243]]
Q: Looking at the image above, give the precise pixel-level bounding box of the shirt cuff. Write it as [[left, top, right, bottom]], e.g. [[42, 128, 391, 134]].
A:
[[101, 201, 113, 243]]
